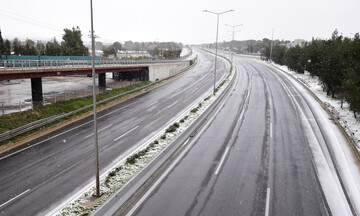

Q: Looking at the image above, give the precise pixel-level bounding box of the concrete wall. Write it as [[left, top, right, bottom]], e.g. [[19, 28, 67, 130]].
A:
[[148, 61, 190, 81]]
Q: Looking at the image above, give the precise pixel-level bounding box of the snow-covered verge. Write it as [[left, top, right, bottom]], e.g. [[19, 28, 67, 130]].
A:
[[269, 62, 360, 215], [275, 64, 360, 153], [55, 63, 234, 216]]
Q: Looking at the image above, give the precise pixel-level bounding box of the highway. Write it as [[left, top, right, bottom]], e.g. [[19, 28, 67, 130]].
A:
[[0, 49, 229, 215], [118, 55, 357, 216]]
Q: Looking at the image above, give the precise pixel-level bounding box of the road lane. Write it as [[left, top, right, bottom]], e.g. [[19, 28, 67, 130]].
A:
[[122, 56, 335, 216], [0, 48, 229, 215]]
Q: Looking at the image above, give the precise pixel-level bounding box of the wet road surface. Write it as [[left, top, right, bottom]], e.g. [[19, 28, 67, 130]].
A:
[[120, 56, 355, 216], [0, 48, 228, 215]]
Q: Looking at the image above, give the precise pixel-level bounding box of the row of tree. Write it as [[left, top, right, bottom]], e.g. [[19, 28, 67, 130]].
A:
[[98, 40, 183, 59], [0, 27, 89, 56], [262, 30, 360, 117], [202, 38, 293, 54]]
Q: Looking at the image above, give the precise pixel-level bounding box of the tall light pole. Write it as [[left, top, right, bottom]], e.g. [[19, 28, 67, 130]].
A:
[[225, 24, 243, 63], [90, 0, 101, 197], [269, 28, 274, 63], [203, 9, 234, 95]]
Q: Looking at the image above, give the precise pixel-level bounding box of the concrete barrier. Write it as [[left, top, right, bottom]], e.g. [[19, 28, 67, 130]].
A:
[[149, 61, 190, 81]]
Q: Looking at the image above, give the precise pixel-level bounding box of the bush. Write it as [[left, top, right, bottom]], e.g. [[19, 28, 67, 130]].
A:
[[160, 134, 166, 139], [166, 125, 177, 133], [191, 108, 198, 113]]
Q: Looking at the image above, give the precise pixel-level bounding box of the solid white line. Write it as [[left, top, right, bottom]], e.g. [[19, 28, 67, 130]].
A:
[[239, 109, 245, 120], [114, 126, 139, 141], [270, 123, 272, 138], [146, 101, 157, 108], [190, 87, 199, 94], [265, 188, 271, 216], [84, 124, 113, 139], [215, 146, 230, 175], [0, 189, 31, 208], [167, 100, 179, 109], [98, 102, 136, 120]]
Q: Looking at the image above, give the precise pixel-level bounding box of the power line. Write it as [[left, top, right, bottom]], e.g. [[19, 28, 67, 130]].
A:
[[0, 9, 61, 32]]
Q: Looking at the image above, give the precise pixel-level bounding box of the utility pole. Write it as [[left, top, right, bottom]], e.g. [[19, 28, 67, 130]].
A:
[[225, 24, 243, 63], [270, 28, 274, 63], [90, 0, 101, 197], [203, 9, 234, 95]]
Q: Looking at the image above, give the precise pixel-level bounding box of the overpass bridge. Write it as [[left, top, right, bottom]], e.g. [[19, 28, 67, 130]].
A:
[[0, 58, 195, 101]]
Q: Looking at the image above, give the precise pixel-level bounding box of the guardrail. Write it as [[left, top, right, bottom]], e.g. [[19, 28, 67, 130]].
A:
[[0, 59, 190, 71], [0, 57, 198, 143]]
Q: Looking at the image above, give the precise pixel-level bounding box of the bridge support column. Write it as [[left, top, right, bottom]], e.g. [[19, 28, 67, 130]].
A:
[[31, 78, 43, 101], [98, 73, 106, 88]]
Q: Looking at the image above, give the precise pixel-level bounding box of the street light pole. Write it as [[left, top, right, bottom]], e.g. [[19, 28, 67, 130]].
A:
[[90, 0, 100, 197], [203, 9, 234, 95], [270, 28, 274, 63], [225, 24, 243, 63]]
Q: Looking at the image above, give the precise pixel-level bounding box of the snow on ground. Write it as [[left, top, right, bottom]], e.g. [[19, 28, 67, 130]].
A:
[[272, 63, 360, 214], [56, 65, 234, 216], [276, 64, 360, 150]]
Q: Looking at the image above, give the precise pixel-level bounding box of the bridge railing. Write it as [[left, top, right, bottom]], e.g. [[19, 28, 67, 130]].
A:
[[0, 59, 190, 71]]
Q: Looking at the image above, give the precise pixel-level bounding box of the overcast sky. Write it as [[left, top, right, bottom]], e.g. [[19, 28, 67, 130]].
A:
[[0, 0, 359, 45]]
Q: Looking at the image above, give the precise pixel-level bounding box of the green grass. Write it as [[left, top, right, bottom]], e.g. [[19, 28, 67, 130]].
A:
[[0, 81, 151, 136]]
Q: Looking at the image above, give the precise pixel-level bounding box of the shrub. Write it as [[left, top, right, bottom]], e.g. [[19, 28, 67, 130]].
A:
[[166, 125, 176, 133], [191, 108, 198, 113]]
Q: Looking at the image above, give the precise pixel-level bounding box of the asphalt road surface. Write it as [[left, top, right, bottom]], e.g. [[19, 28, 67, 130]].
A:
[[121, 55, 355, 216], [0, 48, 228, 215]]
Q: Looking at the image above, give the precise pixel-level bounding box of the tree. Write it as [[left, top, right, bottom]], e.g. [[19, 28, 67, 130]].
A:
[[95, 41, 104, 50], [23, 39, 38, 55], [61, 26, 89, 56], [4, 39, 11, 55], [36, 41, 46, 55], [124, 41, 134, 51], [343, 33, 360, 117], [317, 30, 345, 97], [285, 45, 306, 73], [103, 45, 116, 57], [12, 38, 23, 55], [0, 29, 4, 54], [271, 44, 286, 65], [45, 39, 62, 56], [112, 42, 122, 52]]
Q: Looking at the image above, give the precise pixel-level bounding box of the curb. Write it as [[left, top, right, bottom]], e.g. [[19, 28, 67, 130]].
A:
[[269, 63, 360, 161]]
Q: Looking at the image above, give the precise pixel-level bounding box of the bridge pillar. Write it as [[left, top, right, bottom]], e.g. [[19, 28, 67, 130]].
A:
[[31, 78, 43, 101], [98, 73, 106, 88]]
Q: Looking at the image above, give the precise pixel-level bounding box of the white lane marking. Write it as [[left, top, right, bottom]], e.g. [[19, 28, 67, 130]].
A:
[[126, 138, 192, 216], [84, 124, 113, 139], [239, 109, 245, 120], [167, 100, 179, 109], [215, 146, 230, 175], [146, 101, 157, 108], [98, 102, 136, 120], [0, 102, 136, 161], [265, 188, 271, 216], [190, 87, 199, 94], [0, 189, 31, 208], [114, 126, 139, 141], [270, 123, 272, 138]]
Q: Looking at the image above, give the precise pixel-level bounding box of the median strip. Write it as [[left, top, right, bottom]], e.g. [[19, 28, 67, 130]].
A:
[[55, 56, 234, 216]]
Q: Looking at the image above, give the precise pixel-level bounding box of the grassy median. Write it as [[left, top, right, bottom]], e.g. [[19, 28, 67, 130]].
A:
[[0, 81, 151, 136]]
